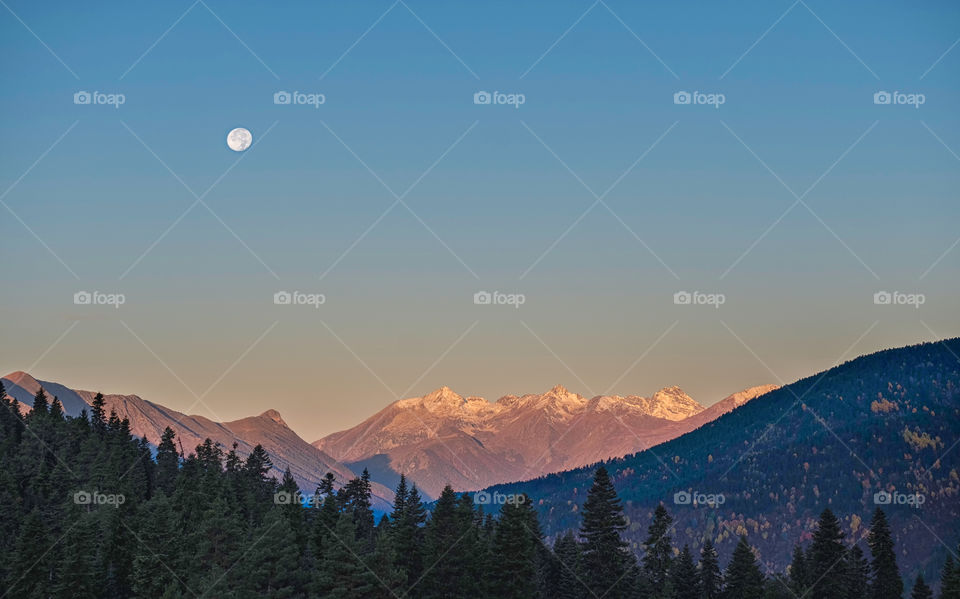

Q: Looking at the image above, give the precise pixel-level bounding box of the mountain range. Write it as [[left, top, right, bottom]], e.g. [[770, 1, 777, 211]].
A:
[[1, 370, 774, 504], [314, 383, 778, 498], [0, 371, 395, 508]]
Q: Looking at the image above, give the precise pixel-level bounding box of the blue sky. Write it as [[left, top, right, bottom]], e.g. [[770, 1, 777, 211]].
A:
[[2, 0, 958, 440]]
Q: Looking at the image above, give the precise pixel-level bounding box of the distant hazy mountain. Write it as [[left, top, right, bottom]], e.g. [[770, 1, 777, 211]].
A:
[[314, 383, 777, 498], [0, 371, 393, 509], [479, 339, 960, 583]]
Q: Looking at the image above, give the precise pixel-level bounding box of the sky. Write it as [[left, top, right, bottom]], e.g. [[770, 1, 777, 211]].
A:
[[1, 0, 958, 442]]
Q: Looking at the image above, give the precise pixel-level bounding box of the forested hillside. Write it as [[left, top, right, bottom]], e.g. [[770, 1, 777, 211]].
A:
[[482, 339, 960, 585]]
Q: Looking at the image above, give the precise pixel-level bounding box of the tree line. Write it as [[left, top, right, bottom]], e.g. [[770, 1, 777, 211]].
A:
[[1, 382, 956, 598]]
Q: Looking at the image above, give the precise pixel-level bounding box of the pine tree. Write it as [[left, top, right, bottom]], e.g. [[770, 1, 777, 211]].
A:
[[31, 388, 48, 415], [910, 575, 932, 599], [317, 513, 376, 598], [155, 426, 179, 495], [643, 503, 675, 596], [700, 538, 724, 599], [810, 508, 847, 599], [489, 494, 541, 597], [392, 481, 427, 591], [238, 508, 307, 598], [421, 486, 479, 598], [578, 467, 636, 599], [868, 508, 902, 599], [670, 544, 701, 599], [723, 536, 765, 599], [8, 510, 53, 598], [844, 545, 869, 599], [789, 545, 810, 597], [553, 530, 585, 599], [940, 554, 960, 599], [48, 396, 64, 419]]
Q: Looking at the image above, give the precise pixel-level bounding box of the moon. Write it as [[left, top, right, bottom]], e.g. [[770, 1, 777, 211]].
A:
[[227, 127, 252, 152]]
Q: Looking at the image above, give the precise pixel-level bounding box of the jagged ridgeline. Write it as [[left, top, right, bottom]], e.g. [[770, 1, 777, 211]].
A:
[[482, 338, 960, 585]]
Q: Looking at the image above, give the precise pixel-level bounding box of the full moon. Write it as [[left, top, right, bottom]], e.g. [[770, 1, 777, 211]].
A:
[[227, 127, 252, 152]]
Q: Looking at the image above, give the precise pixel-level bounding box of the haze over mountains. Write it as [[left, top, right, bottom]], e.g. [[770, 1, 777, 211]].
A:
[[314, 383, 778, 498]]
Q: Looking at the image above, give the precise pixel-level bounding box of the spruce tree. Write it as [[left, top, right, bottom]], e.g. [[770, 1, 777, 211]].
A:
[[239, 508, 307, 598], [810, 508, 847, 599], [579, 466, 636, 599], [941, 555, 960, 599], [155, 426, 179, 495], [31, 388, 48, 415], [643, 503, 675, 597], [553, 530, 585, 599], [701, 538, 724, 599], [789, 545, 809, 597], [316, 513, 376, 598], [844, 545, 869, 599], [723, 536, 765, 599], [867, 508, 902, 599], [910, 575, 932, 599], [489, 494, 541, 597], [421, 486, 479, 598], [670, 544, 701, 599]]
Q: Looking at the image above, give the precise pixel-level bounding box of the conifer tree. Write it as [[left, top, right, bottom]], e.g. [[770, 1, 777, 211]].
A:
[[643, 503, 675, 596], [553, 530, 585, 599], [155, 427, 179, 495], [48, 396, 64, 419], [392, 481, 427, 591], [579, 466, 636, 599], [789, 545, 809, 597], [910, 575, 932, 599], [239, 508, 307, 598], [940, 554, 960, 599], [31, 388, 48, 415], [701, 538, 724, 599], [844, 545, 869, 599], [810, 508, 847, 599], [670, 544, 701, 599], [421, 486, 479, 598], [868, 508, 902, 599], [316, 513, 376, 598], [489, 494, 541, 597], [9, 510, 53, 598], [723, 536, 765, 599]]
